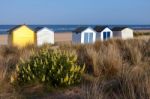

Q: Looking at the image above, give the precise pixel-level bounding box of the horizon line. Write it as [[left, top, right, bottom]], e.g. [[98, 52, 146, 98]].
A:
[[0, 24, 150, 26]]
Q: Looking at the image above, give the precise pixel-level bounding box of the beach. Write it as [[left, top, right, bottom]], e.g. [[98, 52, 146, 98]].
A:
[[54, 32, 72, 43]]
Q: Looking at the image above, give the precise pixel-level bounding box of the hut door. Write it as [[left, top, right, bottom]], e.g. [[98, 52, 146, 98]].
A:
[[103, 32, 107, 40], [89, 33, 93, 43], [84, 33, 89, 43], [107, 32, 110, 39], [84, 33, 93, 43], [103, 32, 110, 40]]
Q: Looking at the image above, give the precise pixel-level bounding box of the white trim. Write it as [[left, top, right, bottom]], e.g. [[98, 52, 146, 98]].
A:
[[81, 27, 97, 44], [100, 27, 113, 41]]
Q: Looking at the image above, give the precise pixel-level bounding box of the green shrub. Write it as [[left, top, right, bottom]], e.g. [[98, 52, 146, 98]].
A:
[[11, 48, 85, 87]]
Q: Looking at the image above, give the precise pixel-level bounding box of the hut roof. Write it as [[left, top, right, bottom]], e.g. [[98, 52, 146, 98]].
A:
[[93, 26, 108, 32]]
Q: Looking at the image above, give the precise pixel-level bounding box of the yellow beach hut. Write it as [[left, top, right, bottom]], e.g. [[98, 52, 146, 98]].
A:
[[8, 25, 35, 47]]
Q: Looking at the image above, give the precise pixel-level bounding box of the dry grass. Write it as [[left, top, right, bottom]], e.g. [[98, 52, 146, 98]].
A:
[[79, 38, 150, 99], [134, 32, 150, 37], [0, 44, 39, 99], [0, 38, 150, 99]]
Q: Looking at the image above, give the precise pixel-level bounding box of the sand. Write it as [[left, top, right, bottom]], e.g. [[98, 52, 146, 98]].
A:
[[0, 34, 8, 45], [54, 32, 72, 43]]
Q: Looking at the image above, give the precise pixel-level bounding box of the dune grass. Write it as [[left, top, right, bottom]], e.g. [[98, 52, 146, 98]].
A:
[[0, 38, 150, 99]]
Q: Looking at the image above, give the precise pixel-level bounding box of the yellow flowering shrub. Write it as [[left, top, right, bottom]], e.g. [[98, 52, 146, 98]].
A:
[[11, 48, 85, 87]]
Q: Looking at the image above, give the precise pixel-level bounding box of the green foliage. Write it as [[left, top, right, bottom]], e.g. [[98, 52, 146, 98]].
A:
[[12, 48, 85, 87]]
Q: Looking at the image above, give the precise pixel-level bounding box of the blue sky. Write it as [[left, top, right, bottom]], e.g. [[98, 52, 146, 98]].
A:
[[0, 0, 150, 25]]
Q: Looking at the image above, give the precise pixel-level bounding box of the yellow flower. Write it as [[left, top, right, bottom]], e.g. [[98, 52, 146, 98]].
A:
[[40, 59, 43, 64], [64, 74, 69, 83], [68, 80, 71, 85], [72, 55, 77, 62], [45, 59, 48, 65], [57, 69, 61, 74], [28, 76, 31, 81], [34, 61, 37, 67], [28, 65, 31, 71], [52, 65, 54, 70], [77, 66, 81, 71], [60, 65, 63, 71], [70, 73, 74, 79], [70, 65, 74, 72], [42, 75, 45, 82], [75, 66, 80, 72]]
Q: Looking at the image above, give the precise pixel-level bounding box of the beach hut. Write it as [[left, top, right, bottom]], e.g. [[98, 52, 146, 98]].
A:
[[8, 24, 35, 47], [35, 27, 54, 46], [72, 27, 96, 44], [112, 27, 133, 39], [94, 26, 113, 41]]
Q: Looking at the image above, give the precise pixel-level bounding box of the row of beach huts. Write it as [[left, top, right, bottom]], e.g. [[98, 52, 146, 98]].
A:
[[0, 24, 134, 47]]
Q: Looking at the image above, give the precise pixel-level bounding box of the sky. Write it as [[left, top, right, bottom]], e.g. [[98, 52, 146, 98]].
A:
[[0, 0, 150, 25]]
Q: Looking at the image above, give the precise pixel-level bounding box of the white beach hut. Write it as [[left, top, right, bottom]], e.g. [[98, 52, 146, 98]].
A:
[[94, 26, 113, 41], [72, 27, 97, 44], [35, 27, 54, 46], [112, 27, 133, 39]]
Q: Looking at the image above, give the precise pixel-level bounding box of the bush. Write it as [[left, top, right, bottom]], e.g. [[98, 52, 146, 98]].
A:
[[11, 48, 85, 87]]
